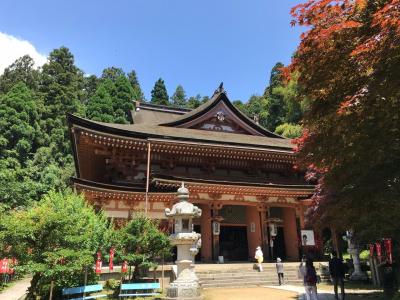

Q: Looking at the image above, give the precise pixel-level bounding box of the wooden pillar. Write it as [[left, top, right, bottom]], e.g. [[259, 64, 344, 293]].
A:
[[283, 207, 299, 261], [211, 206, 220, 262], [246, 206, 262, 261], [200, 204, 212, 262], [258, 205, 268, 257], [299, 205, 305, 229]]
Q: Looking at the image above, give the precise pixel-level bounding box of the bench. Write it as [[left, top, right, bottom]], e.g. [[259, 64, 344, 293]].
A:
[[119, 282, 161, 298], [62, 284, 107, 300]]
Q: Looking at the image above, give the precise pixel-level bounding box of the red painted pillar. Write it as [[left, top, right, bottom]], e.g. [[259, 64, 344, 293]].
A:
[[283, 207, 299, 261], [200, 204, 212, 262], [246, 206, 262, 261]]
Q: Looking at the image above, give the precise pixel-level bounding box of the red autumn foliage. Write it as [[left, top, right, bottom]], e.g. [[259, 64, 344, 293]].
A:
[[289, 0, 400, 239]]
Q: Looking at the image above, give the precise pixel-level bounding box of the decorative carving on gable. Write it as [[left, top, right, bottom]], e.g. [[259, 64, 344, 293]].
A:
[[177, 101, 264, 136]]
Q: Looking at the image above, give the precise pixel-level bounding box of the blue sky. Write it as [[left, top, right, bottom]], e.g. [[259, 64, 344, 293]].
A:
[[0, 0, 303, 101]]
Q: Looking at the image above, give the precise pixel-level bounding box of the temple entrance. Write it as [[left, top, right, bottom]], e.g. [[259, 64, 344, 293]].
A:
[[273, 227, 286, 260], [219, 225, 248, 261]]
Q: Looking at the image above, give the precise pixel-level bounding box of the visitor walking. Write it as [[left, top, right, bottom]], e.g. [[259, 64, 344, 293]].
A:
[[329, 251, 345, 300], [276, 257, 284, 285], [298, 255, 307, 280], [254, 246, 263, 272], [304, 258, 319, 300]]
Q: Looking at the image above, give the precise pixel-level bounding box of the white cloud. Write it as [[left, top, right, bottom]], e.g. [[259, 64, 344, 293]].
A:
[[0, 32, 47, 74]]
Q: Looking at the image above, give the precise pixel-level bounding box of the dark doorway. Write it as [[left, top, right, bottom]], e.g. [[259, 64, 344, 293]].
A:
[[274, 227, 286, 260], [219, 226, 249, 261]]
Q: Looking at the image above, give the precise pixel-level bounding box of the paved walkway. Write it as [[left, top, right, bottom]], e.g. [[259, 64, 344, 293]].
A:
[[0, 277, 30, 300], [266, 284, 381, 300]]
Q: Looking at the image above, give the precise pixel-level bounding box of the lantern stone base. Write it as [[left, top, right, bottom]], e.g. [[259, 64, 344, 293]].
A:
[[164, 266, 202, 300], [349, 271, 368, 281]]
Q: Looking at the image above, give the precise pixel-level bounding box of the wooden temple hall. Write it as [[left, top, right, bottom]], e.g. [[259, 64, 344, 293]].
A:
[[67, 86, 315, 262]]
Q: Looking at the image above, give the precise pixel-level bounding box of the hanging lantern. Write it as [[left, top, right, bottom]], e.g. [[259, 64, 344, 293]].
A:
[[384, 239, 393, 264], [375, 242, 382, 259], [369, 244, 374, 258], [121, 260, 128, 273], [109, 248, 115, 271], [95, 259, 102, 274]]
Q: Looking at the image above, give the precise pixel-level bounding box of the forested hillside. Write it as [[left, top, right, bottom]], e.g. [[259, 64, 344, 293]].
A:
[[0, 47, 304, 208]]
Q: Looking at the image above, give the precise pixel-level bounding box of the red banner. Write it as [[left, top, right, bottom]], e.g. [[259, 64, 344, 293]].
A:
[[384, 238, 393, 264], [121, 260, 128, 273], [95, 260, 102, 274], [369, 244, 374, 257], [376, 242, 382, 258], [97, 251, 102, 261], [109, 248, 115, 271], [0, 258, 9, 274]]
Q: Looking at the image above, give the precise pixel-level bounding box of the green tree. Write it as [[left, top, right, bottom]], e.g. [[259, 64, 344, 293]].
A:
[[0, 55, 40, 95], [187, 94, 202, 109], [127, 70, 144, 101], [245, 95, 270, 129], [0, 191, 110, 299], [273, 72, 304, 124], [83, 75, 99, 102], [171, 85, 187, 107], [113, 76, 134, 123], [40, 47, 85, 160], [264, 62, 286, 131], [274, 123, 302, 138], [151, 78, 169, 105], [101, 67, 125, 82], [86, 79, 115, 123], [118, 215, 171, 280], [0, 83, 41, 163], [171, 85, 186, 107]]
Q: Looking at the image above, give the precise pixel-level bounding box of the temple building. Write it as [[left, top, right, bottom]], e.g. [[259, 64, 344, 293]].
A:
[[67, 86, 315, 262]]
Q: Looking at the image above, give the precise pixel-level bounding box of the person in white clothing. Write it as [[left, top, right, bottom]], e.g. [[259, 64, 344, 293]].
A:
[[254, 246, 263, 272], [276, 257, 284, 285]]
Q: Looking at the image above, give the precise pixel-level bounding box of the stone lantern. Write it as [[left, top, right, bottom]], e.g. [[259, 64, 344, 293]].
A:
[[164, 182, 202, 300], [346, 230, 367, 281]]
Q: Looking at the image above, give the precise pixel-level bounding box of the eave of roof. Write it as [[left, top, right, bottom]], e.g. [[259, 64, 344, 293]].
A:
[[152, 174, 314, 191]]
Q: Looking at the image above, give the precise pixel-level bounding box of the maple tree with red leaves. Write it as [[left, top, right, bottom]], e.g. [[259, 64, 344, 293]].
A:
[[289, 0, 400, 241]]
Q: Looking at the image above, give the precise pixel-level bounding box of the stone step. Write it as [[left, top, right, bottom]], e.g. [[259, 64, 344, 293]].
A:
[[198, 275, 302, 281], [196, 268, 300, 274], [200, 280, 302, 289], [199, 277, 302, 284], [198, 272, 299, 279]]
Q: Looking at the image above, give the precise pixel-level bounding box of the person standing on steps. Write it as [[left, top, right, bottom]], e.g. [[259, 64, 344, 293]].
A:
[[254, 246, 263, 272], [304, 258, 319, 300], [276, 257, 284, 285], [329, 251, 345, 300]]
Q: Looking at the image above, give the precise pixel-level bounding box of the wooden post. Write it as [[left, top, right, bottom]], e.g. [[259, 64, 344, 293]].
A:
[[161, 256, 164, 293], [49, 280, 54, 300], [145, 141, 151, 216]]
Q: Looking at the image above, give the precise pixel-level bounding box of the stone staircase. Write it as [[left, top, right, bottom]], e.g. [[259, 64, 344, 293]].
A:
[[197, 263, 303, 289]]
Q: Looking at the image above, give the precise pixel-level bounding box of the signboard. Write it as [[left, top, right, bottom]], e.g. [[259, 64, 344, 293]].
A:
[[212, 221, 220, 235], [300, 230, 315, 246], [250, 222, 255, 233]]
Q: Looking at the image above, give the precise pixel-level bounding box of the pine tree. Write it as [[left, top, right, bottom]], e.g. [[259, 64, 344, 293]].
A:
[[86, 79, 115, 123], [171, 85, 186, 107], [101, 67, 125, 82], [113, 76, 134, 123], [264, 63, 286, 131], [127, 70, 144, 101], [151, 78, 169, 105], [40, 47, 85, 162], [186, 94, 202, 109], [0, 83, 41, 164], [0, 55, 40, 95]]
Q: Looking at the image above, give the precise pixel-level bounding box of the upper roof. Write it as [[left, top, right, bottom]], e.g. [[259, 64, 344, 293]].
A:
[[67, 86, 293, 151], [67, 114, 293, 151]]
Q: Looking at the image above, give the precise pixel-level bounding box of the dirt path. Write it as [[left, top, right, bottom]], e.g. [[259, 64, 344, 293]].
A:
[[203, 287, 298, 300], [0, 277, 30, 300]]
